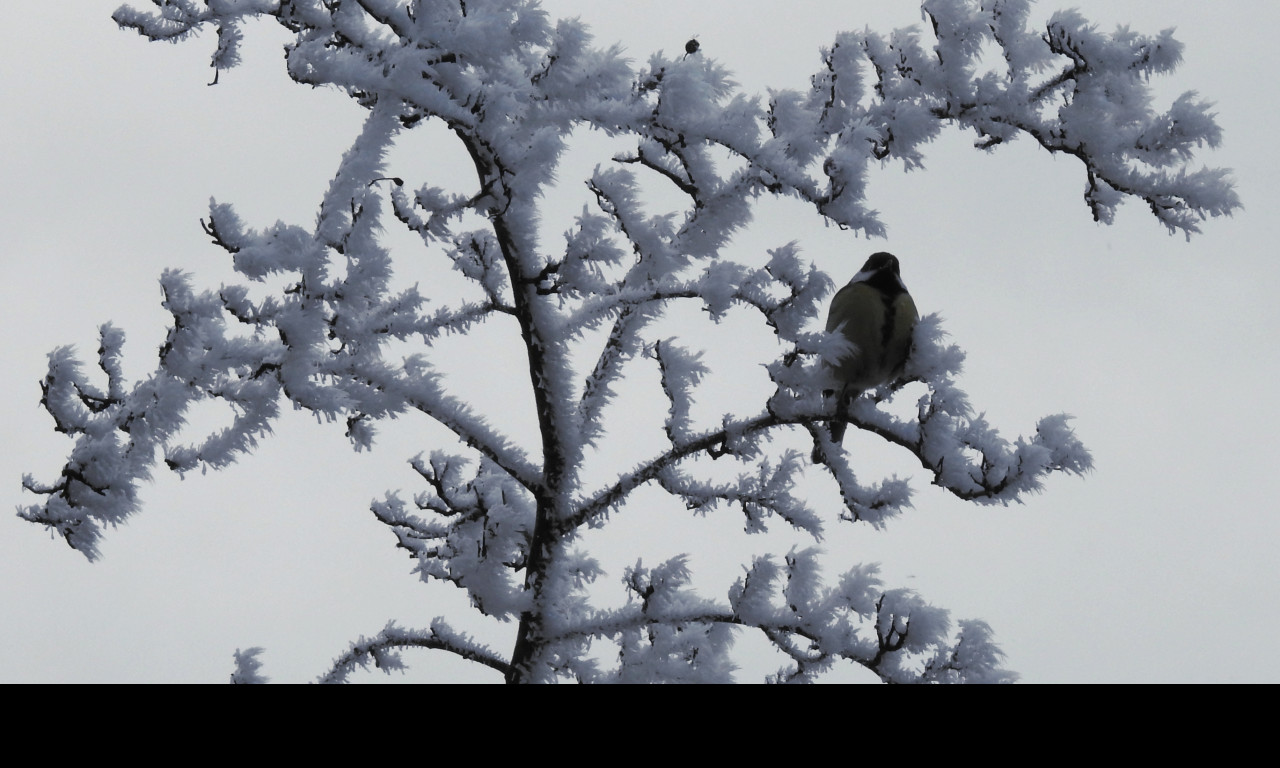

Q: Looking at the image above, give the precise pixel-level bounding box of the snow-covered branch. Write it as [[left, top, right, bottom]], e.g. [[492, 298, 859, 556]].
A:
[[568, 312, 1088, 539], [545, 550, 1015, 683], [21, 0, 1231, 680], [847, 317, 1093, 505], [317, 619, 511, 683], [370, 453, 534, 619]]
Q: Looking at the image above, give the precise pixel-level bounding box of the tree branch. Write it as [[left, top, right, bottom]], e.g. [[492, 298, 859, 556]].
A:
[[317, 620, 511, 683]]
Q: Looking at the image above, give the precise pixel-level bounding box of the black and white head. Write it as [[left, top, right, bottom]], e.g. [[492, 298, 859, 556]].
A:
[[851, 251, 908, 295]]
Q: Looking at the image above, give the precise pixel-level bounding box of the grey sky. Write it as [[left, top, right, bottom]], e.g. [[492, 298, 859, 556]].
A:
[[1, 1, 1275, 682]]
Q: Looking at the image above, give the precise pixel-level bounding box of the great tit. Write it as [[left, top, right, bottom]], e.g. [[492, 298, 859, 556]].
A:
[[813, 252, 918, 461]]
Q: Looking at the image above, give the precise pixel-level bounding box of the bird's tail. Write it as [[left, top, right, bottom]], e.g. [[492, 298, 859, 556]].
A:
[[812, 388, 854, 464], [811, 420, 847, 464]]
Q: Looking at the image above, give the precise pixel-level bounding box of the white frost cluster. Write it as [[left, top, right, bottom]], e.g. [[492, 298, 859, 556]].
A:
[[22, 0, 1235, 682]]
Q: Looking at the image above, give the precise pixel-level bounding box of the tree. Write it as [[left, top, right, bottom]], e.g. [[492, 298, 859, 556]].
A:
[[19, 0, 1236, 683]]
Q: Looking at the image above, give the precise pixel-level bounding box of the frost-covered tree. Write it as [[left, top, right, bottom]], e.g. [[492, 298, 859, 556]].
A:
[[20, 0, 1236, 683]]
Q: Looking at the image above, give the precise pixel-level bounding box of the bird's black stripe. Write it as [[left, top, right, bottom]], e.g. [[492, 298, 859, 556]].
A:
[[879, 293, 897, 368]]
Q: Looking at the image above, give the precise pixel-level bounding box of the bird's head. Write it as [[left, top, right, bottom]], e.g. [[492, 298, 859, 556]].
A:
[[851, 251, 907, 294], [856, 252, 899, 277]]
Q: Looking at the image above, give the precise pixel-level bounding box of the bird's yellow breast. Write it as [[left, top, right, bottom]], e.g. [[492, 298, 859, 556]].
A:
[[825, 282, 917, 392]]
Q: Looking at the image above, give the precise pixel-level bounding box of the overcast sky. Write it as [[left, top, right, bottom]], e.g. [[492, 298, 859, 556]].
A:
[[2, 1, 1276, 683]]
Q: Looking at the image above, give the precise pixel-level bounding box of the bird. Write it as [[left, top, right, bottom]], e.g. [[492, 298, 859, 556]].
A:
[[812, 252, 918, 462]]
